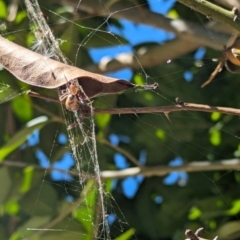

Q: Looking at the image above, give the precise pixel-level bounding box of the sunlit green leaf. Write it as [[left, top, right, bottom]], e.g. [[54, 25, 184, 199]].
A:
[[114, 228, 136, 240], [209, 129, 221, 146], [211, 112, 221, 121], [167, 9, 179, 19], [20, 166, 34, 193], [227, 199, 240, 215], [188, 206, 201, 220], [4, 199, 20, 215], [155, 129, 166, 140], [133, 74, 144, 85], [105, 179, 114, 193], [0, 1, 7, 18], [15, 11, 27, 24], [95, 114, 111, 129]]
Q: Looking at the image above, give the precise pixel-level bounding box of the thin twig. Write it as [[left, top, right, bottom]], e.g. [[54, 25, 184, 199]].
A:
[[99, 138, 142, 167], [101, 158, 240, 179], [2, 158, 240, 179], [0, 160, 80, 176], [31, 103, 64, 123], [27, 90, 61, 104]]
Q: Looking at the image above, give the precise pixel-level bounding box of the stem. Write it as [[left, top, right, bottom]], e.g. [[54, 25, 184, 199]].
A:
[[99, 138, 142, 167], [102, 158, 240, 179], [94, 102, 240, 117], [2, 158, 240, 179], [28, 90, 240, 117], [177, 0, 240, 33]]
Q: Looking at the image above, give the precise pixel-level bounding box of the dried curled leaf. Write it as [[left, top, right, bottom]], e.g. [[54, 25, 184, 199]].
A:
[[201, 34, 240, 88], [0, 36, 157, 98]]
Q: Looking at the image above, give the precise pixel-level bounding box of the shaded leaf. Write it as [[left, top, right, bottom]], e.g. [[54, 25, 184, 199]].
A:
[[9, 216, 51, 240], [11, 95, 33, 121], [0, 116, 50, 161], [217, 221, 240, 239], [0, 167, 12, 204]]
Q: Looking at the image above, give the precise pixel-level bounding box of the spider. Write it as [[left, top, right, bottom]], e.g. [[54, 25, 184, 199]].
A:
[[58, 80, 92, 119]]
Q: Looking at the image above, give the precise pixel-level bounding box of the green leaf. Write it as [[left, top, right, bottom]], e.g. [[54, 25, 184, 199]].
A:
[[20, 183, 58, 216], [4, 199, 20, 215], [167, 9, 179, 19], [0, 0, 7, 18], [11, 95, 33, 121], [73, 181, 96, 234], [19, 166, 34, 193], [155, 129, 166, 140], [234, 172, 240, 183], [0, 84, 17, 104], [188, 206, 201, 220], [15, 11, 27, 24], [211, 112, 221, 121], [208, 220, 217, 229], [133, 74, 145, 85], [95, 114, 111, 129], [217, 221, 240, 239], [105, 179, 114, 194], [227, 199, 240, 215], [209, 129, 221, 146], [114, 228, 136, 240], [143, 92, 153, 101], [9, 216, 51, 240], [0, 167, 12, 204], [0, 116, 49, 161]]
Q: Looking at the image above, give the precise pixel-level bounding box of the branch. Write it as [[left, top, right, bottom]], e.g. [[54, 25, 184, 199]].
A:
[[65, 0, 230, 48], [86, 38, 203, 74], [213, 0, 240, 9], [94, 101, 240, 117], [102, 159, 240, 179], [2, 158, 240, 179], [99, 138, 142, 167], [177, 0, 240, 32], [59, 0, 233, 74], [28, 92, 240, 117]]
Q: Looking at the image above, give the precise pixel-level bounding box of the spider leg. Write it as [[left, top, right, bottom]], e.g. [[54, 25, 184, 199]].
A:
[[27, 90, 61, 103]]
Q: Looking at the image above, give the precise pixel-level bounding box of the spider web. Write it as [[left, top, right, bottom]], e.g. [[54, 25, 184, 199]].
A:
[[0, 0, 240, 240], [23, 0, 111, 239]]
